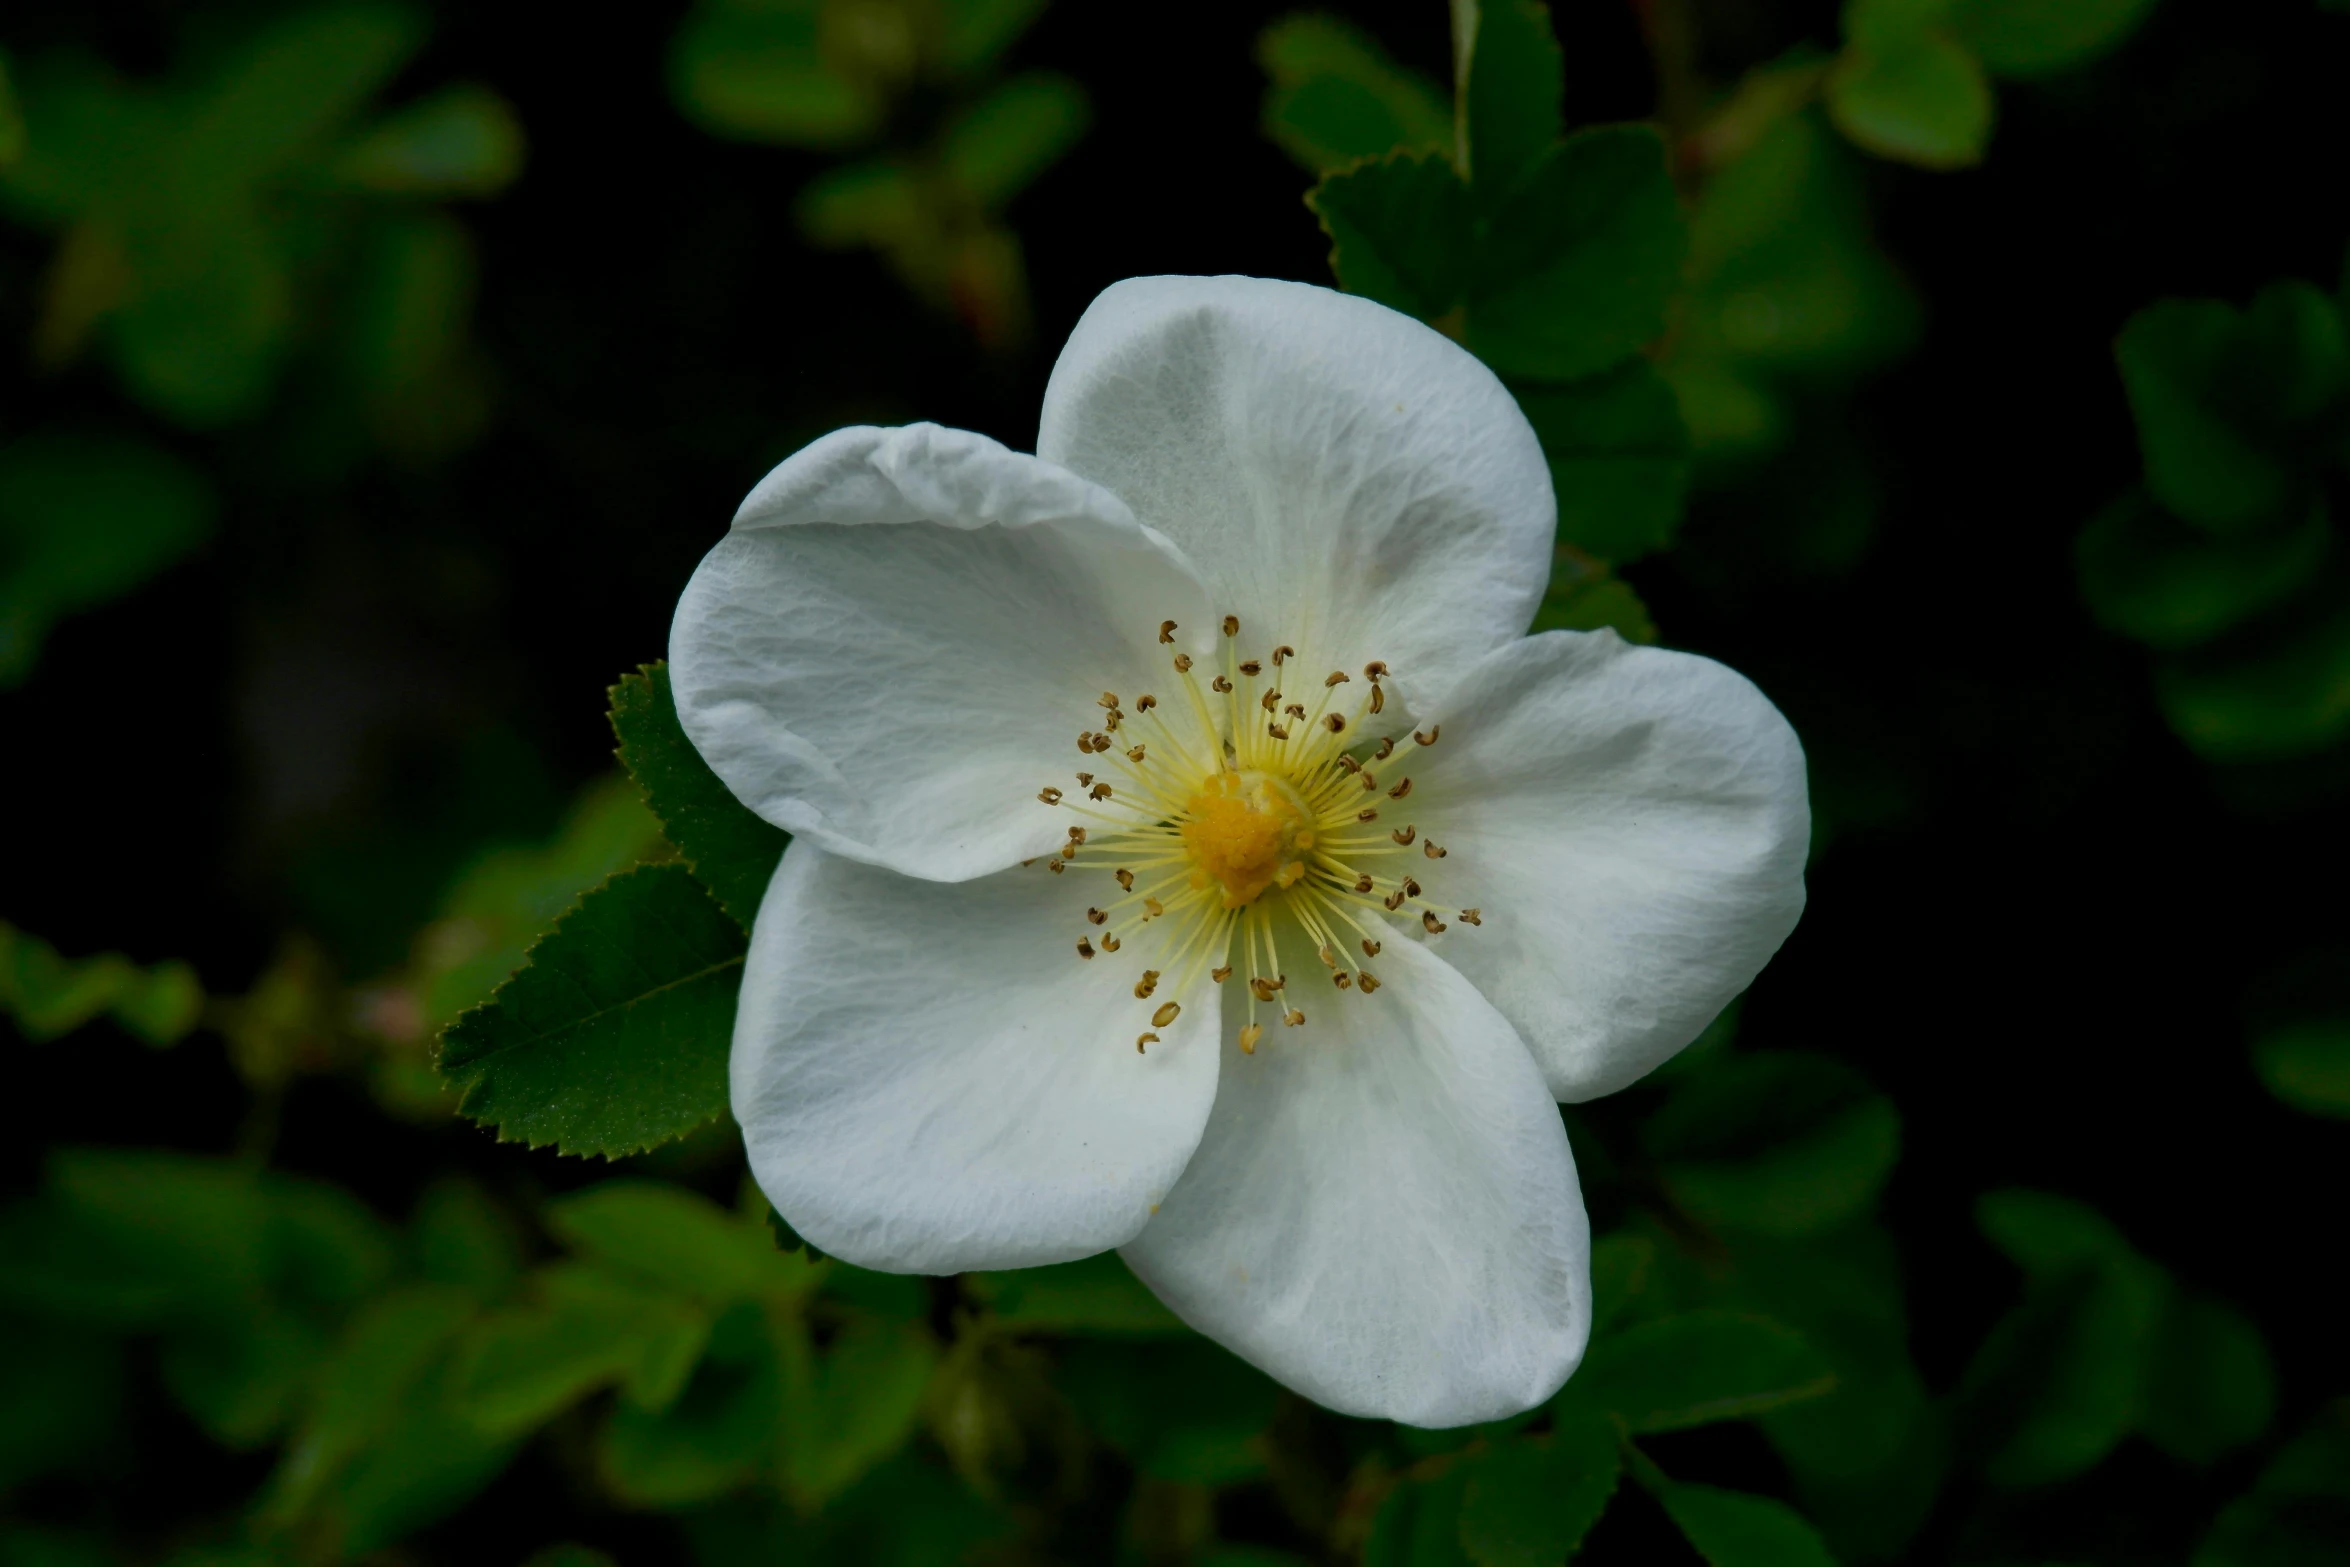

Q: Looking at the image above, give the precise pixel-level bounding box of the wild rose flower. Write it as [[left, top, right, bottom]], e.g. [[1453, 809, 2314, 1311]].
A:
[[670, 276, 1809, 1426]]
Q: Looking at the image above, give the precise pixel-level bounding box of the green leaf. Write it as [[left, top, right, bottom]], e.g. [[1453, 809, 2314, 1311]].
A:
[[1575, 1311, 1836, 1433], [107, 210, 294, 427], [1531, 553, 1659, 643], [939, 0, 1053, 78], [1588, 1233, 1656, 1332], [1457, 1414, 1621, 1566], [335, 84, 525, 195], [2075, 490, 2331, 649], [2254, 1020, 2350, 1117], [667, 9, 880, 149], [778, 1317, 937, 1505], [1826, 23, 1993, 170], [177, 2, 426, 186], [2116, 287, 2350, 536], [0, 921, 204, 1045], [0, 434, 217, 687], [437, 862, 745, 1157], [2142, 1294, 2276, 1464], [1643, 1052, 1900, 1236], [2154, 604, 2350, 763], [1367, 1464, 1473, 1567], [599, 1300, 781, 1506], [0, 1317, 122, 1491], [1465, 126, 1686, 382], [412, 1180, 524, 1296], [1258, 13, 1451, 172], [941, 72, 1087, 210], [1514, 359, 1692, 561], [609, 663, 790, 930], [1056, 1338, 1280, 1486], [547, 1180, 824, 1306], [965, 1250, 1189, 1336], [2195, 1401, 2350, 1567], [0, 53, 24, 168], [1654, 1480, 1838, 1567], [453, 1263, 710, 1436], [1959, 1189, 2168, 1487], [1454, 0, 1563, 207], [159, 1310, 325, 1448], [1308, 150, 1473, 319], [1949, 0, 2161, 78]]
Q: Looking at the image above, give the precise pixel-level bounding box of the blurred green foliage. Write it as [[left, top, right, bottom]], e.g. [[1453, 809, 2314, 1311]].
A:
[[8, 0, 2350, 1564]]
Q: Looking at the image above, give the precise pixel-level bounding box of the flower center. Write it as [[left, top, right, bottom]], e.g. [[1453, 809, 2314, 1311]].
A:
[[1033, 616, 1483, 1057]]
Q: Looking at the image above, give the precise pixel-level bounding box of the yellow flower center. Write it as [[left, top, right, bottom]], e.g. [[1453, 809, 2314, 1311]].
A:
[[1033, 615, 1483, 1056], [1181, 771, 1314, 907]]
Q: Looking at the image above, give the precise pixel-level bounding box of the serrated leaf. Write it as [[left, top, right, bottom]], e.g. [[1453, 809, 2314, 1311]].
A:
[[609, 663, 790, 930], [1455, 0, 1563, 207], [453, 1263, 710, 1436], [1826, 24, 1993, 170], [965, 1250, 1188, 1336], [2153, 602, 2350, 763], [1257, 13, 1450, 172], [178, 1, 425, 186], [666, 9, 879, 148], [335, 84, 524, 196], [2254, 1020, 2350, 1117], [1308, 150, 1472, 319], [1643, 1052, 1900, 1236], [2076, 489, 2330, 649], [1576, 1311, 1836, 1433], [779, 1317, 937, 1505], [1949, 0, 2160, 78], [598, 1300, 780, 1506], [438, 863, 744, 1157], [1367, 1464, 1473, 1567], [1531, 554, 1659, 643], [1056, 1338, 1280, 1486], [1457, 1414, 1620, 1566], [1465, 125, 1685, 382], [1654, 1480, 1838, 1567], [1514, 359, 1692, 561], [547, 1180, 823, 1306]]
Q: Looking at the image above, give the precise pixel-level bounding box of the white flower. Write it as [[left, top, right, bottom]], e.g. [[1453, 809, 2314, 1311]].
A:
[[670, 276, 1809, 1428]]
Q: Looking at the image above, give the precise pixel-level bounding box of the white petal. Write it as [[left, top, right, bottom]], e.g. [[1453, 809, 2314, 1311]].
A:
[[1120, 939, 1588, 1428], [1037, 276, 1554, 707], [732, 841, 1221, 1274], [671, 423, 1213, 882], [1408, 631, 1810, 1102]]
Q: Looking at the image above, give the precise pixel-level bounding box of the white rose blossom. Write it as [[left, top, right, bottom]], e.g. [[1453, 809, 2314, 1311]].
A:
[[670, 275, 1809, 1428]]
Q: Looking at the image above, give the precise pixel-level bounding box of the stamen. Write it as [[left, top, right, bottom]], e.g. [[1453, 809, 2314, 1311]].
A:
[[1388, 777, 1413, 799], [1115, 869, 1134, 890], [1143, 897, 1165, 918], [1357, 971, 1381, 993], [1284, 1008, 1305, 1027], [1173, 653, 1193, 672], [1100, 933, 1121, 951], [1323, 713, 1347, 733], [1159, 620, 1178, 644], [1422, 910, 1447, 934], [1354, 874, 1374, 893], [1323, 671, 1350, 688], [1090, 782, 1114, 800], [1067, 827, 1087, 846], [1221, 615, 1240, 637], [1239, 660, 1263, 677], [1361, 939, 1382, 957], [1099, 692, 1120, 709], [1239, 1023, 1263, 1054], [1134, 970, 1160, 999], [1039, 787, 1063, 804], [1136, 694, 1159, 711], [1211, 675, 1233, 693], [1363, 661, 1388, 681], [1459, 908, 1482, 926], [1076, 772, 1094, 786], [1151, 1001, 1181, 1027], [1357, 808, 1378, 822], [1211, 965, 1232, 982], [1076, 939, 1095, 959], [1369, 686, 1385, 714], [1086, 907, 1108, 925], [1260, 689, 1282, 711], [1127, 744, 1146, 762], [1048, 858, 1066, 874], [1267, 723, 1290, 740], [1136, 1032, 1157, 1053], [1272, 645, 1295, 665], [1334, 972, 1352, 989], [1374, 737, 1395, 760], [1415, 726, 1441, 746], [1423, 840, 1447, 859], [1392, 825, 1416, 845]]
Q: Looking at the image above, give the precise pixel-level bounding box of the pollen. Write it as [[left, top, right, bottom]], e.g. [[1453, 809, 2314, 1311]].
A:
[[1034, 615, 1487, 1056]]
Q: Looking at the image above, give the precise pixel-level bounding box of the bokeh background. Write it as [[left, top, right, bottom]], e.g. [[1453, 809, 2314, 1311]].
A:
[[6, 1, 2349, 1564]]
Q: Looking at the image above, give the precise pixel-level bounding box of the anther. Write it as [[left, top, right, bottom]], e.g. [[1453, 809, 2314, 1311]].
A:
[[1067, 827, 1087, 846], [1098, 692, 1119, 709], [1384, 889, 1408, 911], [1369, 685, 1386, 714], [1360, 772, 1378, 791], [1144, 897, 1165, 918], [1317, 945, 1337, 969], [1159, 620, 1177, 644], [1374, 737, 1396, 760], [1324, 670, 1350, 688], [1211, 675, 1233, 693], [1091, 732, 1114, 752], [1076, 772, 1093, 786], [1261, 689, 1282, 711], [1388, 777, 1413, 800], [1127, 744, 1146, 763], [1211, 965, 1232, 983], [1076, 939, 1095, 959], [1136, 1032, 1157, 1053], [1103, 711, 1121, 731], [1090, 783, 1113, 800], [1357, 971, 1381, 994], [1086, 907, 1107, 925], [1136, 693, 1159, 711], [1048, 858, 1066, 874], [1353, 874, 1374, 893], [1392, 825, 1416, 845], [1249, 977, 1277, 1002], [1423, 840, 1447, 859], [1334, 972, 1353, 989], [1039, 787, 1064, 804], [1152, 1001, 1181, 1027], [1135, 971, 1160, 999], [1404, 877, 1422, 897], [1173, 653, 1193, 672], [1337, 755, 1362, 773], [1114, 869, 1134, 891], [1076, 732, 1094, 755], [1284, 1008, 1306, 1027], [1239, 1023, 1264, 1054], [1324, 713, 1347, 734], [1221, 615, 1240, 637], [1459, 908, 1482, 926], [1272, 645, 1295, 665], [1239, 660, 1263, 677], [1284, 702, 1306, 720], [1357, 808, 1378, 823], [1364, 660, 1388, 681], [1361, 939, 1382, 957], [1422, 910, 1447, 934], [1267, 723, 1290, 740], [1416, 726, 1441, 746], [1100, 933, 1121, 951]]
